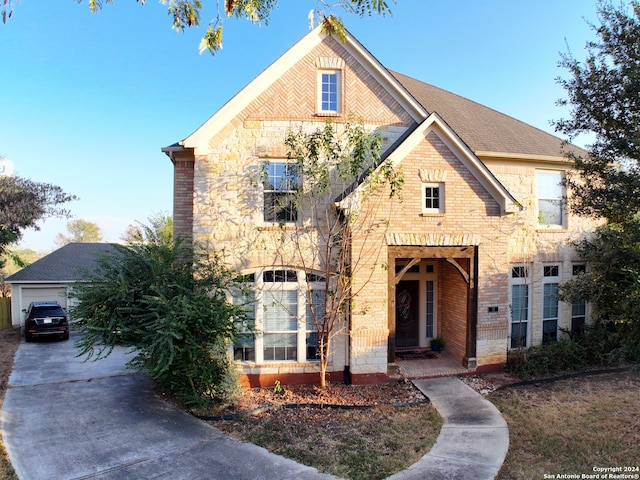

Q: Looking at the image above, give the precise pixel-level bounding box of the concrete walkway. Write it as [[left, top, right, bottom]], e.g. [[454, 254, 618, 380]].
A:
[[2, 333, 508, 479], [389, 377, 509, 480]]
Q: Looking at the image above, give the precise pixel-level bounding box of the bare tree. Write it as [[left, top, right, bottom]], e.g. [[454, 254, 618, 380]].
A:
[[272, 118, 403, 388]]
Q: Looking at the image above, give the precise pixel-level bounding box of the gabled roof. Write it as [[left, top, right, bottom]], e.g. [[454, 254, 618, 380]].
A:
[[164, 25, 427, 157], [339, 113, 519, 215], [164, 26, 582, 163], [390, 70, 582, 160], [5, 243, 119, 283]]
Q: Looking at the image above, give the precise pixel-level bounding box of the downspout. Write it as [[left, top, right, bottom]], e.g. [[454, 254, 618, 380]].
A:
[[334, 201, 352, 385]]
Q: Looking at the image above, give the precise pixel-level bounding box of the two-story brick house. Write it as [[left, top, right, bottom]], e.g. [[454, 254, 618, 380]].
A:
[[163, 25, 595, 387]]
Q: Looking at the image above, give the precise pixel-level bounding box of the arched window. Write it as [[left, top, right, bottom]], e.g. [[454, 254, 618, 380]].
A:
[[232, 268, 326, 363]]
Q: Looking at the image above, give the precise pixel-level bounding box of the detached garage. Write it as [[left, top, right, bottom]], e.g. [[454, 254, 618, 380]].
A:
[[6, 242, 117, 328]]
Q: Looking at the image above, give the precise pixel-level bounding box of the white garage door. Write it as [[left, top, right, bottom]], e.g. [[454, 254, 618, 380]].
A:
[[20, 287, 68, 321]]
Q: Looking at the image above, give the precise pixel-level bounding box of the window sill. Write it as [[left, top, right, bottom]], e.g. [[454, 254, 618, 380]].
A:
[[234, 361, 323, 367], [315, 112, 341, 117], [536, 225, 567, 232], [420, 213, 445, 217], [258, 224, 302, 231]]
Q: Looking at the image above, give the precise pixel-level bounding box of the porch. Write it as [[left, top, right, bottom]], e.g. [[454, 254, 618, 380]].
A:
[[391, 349, 474, 379]]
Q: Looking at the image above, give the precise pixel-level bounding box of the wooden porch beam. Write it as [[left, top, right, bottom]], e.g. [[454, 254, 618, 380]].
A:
[[445, 258, 470, 283], [394, 258, 421, 284]]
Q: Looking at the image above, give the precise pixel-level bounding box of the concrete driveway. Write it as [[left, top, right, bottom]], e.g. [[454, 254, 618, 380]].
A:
[[1, 332, 337, 479]]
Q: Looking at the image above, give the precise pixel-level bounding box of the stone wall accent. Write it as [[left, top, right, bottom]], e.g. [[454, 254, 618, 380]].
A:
[[176, 34, 603, 383]]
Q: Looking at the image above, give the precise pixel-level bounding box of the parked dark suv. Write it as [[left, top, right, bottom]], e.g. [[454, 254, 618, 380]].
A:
[[24, 301, 69, 341]]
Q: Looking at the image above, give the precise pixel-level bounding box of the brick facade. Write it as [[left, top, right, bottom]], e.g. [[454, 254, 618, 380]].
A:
[[164, 27, 599, 386]]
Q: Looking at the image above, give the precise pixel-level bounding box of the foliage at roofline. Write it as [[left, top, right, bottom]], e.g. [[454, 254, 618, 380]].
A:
[[2, 1, 395, 55]]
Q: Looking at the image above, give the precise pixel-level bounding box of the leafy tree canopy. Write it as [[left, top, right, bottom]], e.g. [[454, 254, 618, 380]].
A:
[[278, 118, 403, 387], [556, 1, 640, 348], [122, 212, 173, 246], [55, 219, 103, 247], [555, 0, 640, 222], [0, 173, 77, 266], [2, 0, 394, 55]]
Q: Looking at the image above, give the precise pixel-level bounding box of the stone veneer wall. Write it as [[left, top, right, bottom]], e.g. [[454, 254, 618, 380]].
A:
[[347, 128, 514, 376], [186, 39, 414, 383], [484, 160, 599, 350]]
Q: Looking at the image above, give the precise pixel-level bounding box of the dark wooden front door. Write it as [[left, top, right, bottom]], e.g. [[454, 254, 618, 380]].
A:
[[396, 280, 419, 348]]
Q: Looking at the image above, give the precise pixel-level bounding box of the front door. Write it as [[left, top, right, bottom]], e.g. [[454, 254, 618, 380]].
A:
[[395, 280, 419, 348]]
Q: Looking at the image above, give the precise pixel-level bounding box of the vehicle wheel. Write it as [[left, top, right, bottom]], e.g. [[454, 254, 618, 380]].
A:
[[62, 331, 70, 340], [25, 333, 33, 342]]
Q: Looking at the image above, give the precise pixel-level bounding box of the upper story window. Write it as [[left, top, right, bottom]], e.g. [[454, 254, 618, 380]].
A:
[[317, 70, 341, 114], [315, 57, 344, 116], [263, 161, 299, 223], [422, 183, 444, 214], [537, 171, 564, 227]]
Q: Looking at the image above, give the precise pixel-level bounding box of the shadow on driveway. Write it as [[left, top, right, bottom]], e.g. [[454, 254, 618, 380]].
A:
[[1, 332, 338, 480]]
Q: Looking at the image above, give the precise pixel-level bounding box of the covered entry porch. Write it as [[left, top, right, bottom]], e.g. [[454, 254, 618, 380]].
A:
[[394, 349, 473, 378], [387, 245, 478, 373]]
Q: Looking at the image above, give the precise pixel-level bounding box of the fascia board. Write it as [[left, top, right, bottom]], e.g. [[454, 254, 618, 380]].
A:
[[340, 36, 427, 122], [476, 151, 570, 164], [182, 27, 327, 153], [183, 26, 427, 154], [364, 113, 519, 214]]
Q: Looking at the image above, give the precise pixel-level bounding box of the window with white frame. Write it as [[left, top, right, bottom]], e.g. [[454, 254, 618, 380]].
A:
[[306, 273, 326, 361], [510, 265, 530, 348], [537, 171, 564, 226], [422, 183, 444, 214], [542, 265, 560, 344], [571, 264, 587, 335], [231, 273, 256, 362], [317, 70, 341, 114], [263, 161, 299, 223], [232, 269, 325, 363]]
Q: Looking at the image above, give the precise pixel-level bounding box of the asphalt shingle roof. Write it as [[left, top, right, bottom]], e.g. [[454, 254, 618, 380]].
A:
[[5, 243, 119, 283], [390, 70, 584, 158]]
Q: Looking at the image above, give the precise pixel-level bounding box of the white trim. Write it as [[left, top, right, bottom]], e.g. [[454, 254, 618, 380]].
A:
[[422, 182, 444, 214], [181, 25, 427, 155], [359, 113, 519, 215], [316, 69, 342, 115], [476, 151, 571, 164]]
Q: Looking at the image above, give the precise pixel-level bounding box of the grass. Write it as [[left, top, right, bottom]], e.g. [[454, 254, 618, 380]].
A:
[[214, 403, 443, 480], [490, 370, 640, 480], [1, 326, 638, 480]]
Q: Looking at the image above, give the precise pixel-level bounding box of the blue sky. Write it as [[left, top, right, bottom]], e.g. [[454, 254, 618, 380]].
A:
[[1, 0, 598, 252]]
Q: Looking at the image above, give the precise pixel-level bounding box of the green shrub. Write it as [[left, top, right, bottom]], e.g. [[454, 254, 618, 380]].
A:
[[72, 239, 247, 408], [506, 321, 640, 378]]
